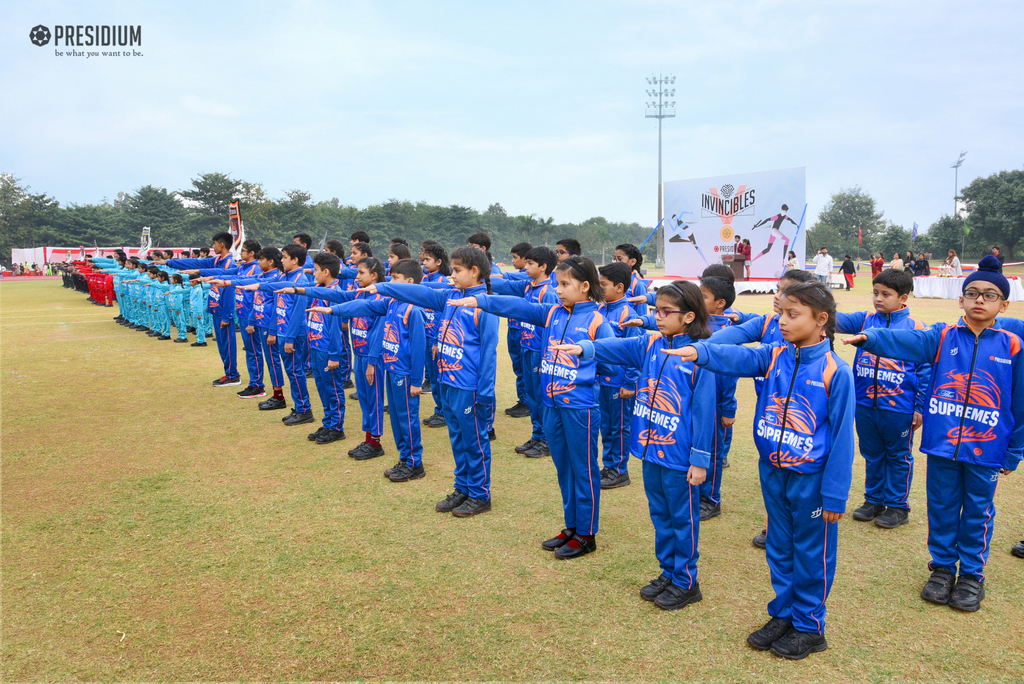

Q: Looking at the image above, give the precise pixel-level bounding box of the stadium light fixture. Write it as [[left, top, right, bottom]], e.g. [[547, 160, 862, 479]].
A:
[[645, 73, 676, 269]]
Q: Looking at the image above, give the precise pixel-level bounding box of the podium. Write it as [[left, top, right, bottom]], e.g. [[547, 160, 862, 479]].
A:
[[722, 254, 745, 282]]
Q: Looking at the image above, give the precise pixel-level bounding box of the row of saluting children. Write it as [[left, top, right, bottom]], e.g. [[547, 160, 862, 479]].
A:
[[90, 234, 1024, 660]]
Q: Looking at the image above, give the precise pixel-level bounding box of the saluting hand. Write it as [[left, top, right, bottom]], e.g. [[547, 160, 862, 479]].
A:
[[448, 296, 479, 308], [306, 305, 332, 314], [549, 343, 583, 356], [660, 346, 698, 362], [239, 283, 260, 291], [842, 334, 868, 346], [620, 318, 645, 328]]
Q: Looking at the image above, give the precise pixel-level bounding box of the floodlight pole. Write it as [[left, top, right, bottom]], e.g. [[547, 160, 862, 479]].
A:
[[646, 75, 675, 269], [952, 150, 967, 253]]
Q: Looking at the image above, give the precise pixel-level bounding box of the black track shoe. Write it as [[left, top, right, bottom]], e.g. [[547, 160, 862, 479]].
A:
[[191, 342, 208, 347], [505, 401, 530, 418], [347, 442, 369, 458], [921, 568, 954, 605], [769, 630, 827, 660], [421, 379, 431, 393], [283, 411, 314, 426], [515, 439, 539, 454], [541, 529, 574, 551], [436, 490, 469, 513], [752, 529, 767, 549], [452, 497, 492, 518], [554, 534, 596, 559], [600, 468, 631, 490], [852, 501, 886, 522], [523, 442, 550, 459], [1013, 540, 1024, 558], [308, 427, 326, 441], [388, 463, 425, 482], [306, 370, 314, 378], [722, 457, 730, 469], [158, 335, 171, 340], [383, 461, 404, 477], [747, 618, 793, 650], [315, 428, 346, 445], [699, 499, 721, 521], [343, 379, 354, 389], [147, 331, 160, 337], [488, 429, 497, 442], [640, 574, 672, 602], [237, 385, 266, 399], [948, 576, 985, 612], [282, 409, 299, 423], [259, 397, 287, 411], [353, 444, 385, 461], [423, 413, 447, 428], [653, 582, 702, 610], [349, 392, 358, 401], [173, 338, 189, 343], [874, 507, 909, 529], [213, 376, 242, 387]]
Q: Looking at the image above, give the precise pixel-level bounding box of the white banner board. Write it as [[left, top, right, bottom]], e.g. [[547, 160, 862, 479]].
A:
[[663, 167, 806, 279]]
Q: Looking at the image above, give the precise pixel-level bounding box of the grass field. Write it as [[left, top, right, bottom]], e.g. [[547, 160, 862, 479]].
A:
[[2, 275, 1023, 682]]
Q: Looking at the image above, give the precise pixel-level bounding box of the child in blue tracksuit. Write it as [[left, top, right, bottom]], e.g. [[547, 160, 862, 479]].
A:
[[365, 246, 499, 518], [198, 240, 265, 398], [456, 256, 613, 558], [245, 244, 312, 425], [614, 243, 649, 316], [555, 280, 715, 608], [164, 232, 238, 385], [490, 246, 560, 458], [836, 268, 931, 530], [671, 280, 855, 660], [595, 262, 643, 490], [217, 247, 287, 409], [420, 243, 452, 428], [697, 276, 739, 521], [503, 242, 533, 417], [313, 259, 427, 479], [845, 256, 1024, 613]]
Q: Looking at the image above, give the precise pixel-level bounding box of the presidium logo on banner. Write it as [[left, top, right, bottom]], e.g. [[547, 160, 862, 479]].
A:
[[29, 24, 143, 58], [702, 184, 756, 242]]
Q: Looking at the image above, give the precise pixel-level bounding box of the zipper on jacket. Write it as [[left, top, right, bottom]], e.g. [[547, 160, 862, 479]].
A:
[[548, 306, 575, 402], [641, 337, 673, 461], [776, 346, 802, 461], [872, 312, 891, 409], [952, 332, 982, 462]]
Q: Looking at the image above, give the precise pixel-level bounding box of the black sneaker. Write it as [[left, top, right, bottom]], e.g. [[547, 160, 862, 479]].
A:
[[600, 468, 631, 490], [259, 397, 287, 411], [423, 413, 447, 428], [452, 497, 492, 518], [747, 617, 793, 651], [488, 429, 497, 441], [436, 490, 469, 513], [523, 442, 550, 459], [158, 335, 171, 341], [191, 342, 208, 347], [308, 427, 326, 442], [315, 428, 346, 445], [653, 582, 702, 610], [349, 392, 358, 401], [237, 385, 266, 399], [948, 576, 985, 612], [515, 439, 539, 454], [306, 370, 314, 378], [283, 411, 315, 426], [874, 507, 909, 529], [505, 401, 530, 418], [770, 630, 827, 659], [282, 409, 298, 422], [384, 461, 404, 477], [147, 331, 160, 337], [640, 574, 672, 602], [187, 327, 196, 333], [554, 534, 597, 559], [347, 442, 368, 458], [173, 338, 189, 343], [722, 457, 730, 468], [699, 499, 721, 521], [1013, 540, 1024, 558], [388, 463, 425, 482], [921, 568, 955, 605], [541, 529, 574, 551], [213, 376, 242, 387], [752, 529, 767, 549], [343, 379, 354, 389], [852, 501, 886, 522], [353, 444, 385, 461]]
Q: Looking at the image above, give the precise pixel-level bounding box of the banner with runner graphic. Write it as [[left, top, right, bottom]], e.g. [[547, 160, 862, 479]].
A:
[[662, 166, 806, 279]]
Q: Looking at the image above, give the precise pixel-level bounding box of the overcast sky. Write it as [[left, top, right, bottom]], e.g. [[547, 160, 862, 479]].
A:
[[2, 0, 1021, 233]]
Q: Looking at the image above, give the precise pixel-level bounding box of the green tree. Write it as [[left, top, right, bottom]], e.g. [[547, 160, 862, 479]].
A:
[[875, 222, 912, 261], [812, 187, 885, 254], [121, 185, 191, 246], [179, 172, 240, 237], [960, 169, 1024, 258]]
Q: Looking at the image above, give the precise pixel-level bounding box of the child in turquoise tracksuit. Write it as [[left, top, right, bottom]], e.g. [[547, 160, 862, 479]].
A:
[[191, 280, 210, 345], [166, 274, 191, 342]]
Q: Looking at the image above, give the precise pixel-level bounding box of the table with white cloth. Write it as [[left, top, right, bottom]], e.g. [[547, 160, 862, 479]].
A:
[[913, 276, 1024, 301]]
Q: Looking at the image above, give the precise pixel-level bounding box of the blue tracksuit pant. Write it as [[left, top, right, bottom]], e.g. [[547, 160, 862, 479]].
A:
[[311, 348, 346, 431], [926, 454, 999, 581], [441, 385, 492, 501], [193, 307, 208, 343], [855, 406, 915, 510], [599, 385, 633, 474], [426, 340, 443, 415], [507, 327, 526, 404], [542, 405, 601, 536], [281, 336, 311, 414], [522, 349, 545, 442], [354, 354, 385, 436], [240, 325, 265, 390], [387, 373, 423, 468], [338, 324, 352, 379], [259, 328, 285, 390], [700, 419, 732, 506], [644, 460, 700, 590], [214, 316, 239, 380], [761, 462, 838, 634]]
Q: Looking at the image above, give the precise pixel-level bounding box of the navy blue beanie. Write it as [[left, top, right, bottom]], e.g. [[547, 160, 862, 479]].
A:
[[963, 254, 1009, 298]]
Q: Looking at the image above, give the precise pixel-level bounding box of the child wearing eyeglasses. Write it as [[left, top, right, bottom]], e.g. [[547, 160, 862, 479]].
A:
[[843, 255, 1024, 613]]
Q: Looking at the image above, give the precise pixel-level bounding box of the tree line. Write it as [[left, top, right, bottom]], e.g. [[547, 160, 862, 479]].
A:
[[2, 169, 1020, 266]]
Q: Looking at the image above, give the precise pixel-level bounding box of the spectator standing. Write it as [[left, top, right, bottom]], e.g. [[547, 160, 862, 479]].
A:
[[812, 247, 834, 284]]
